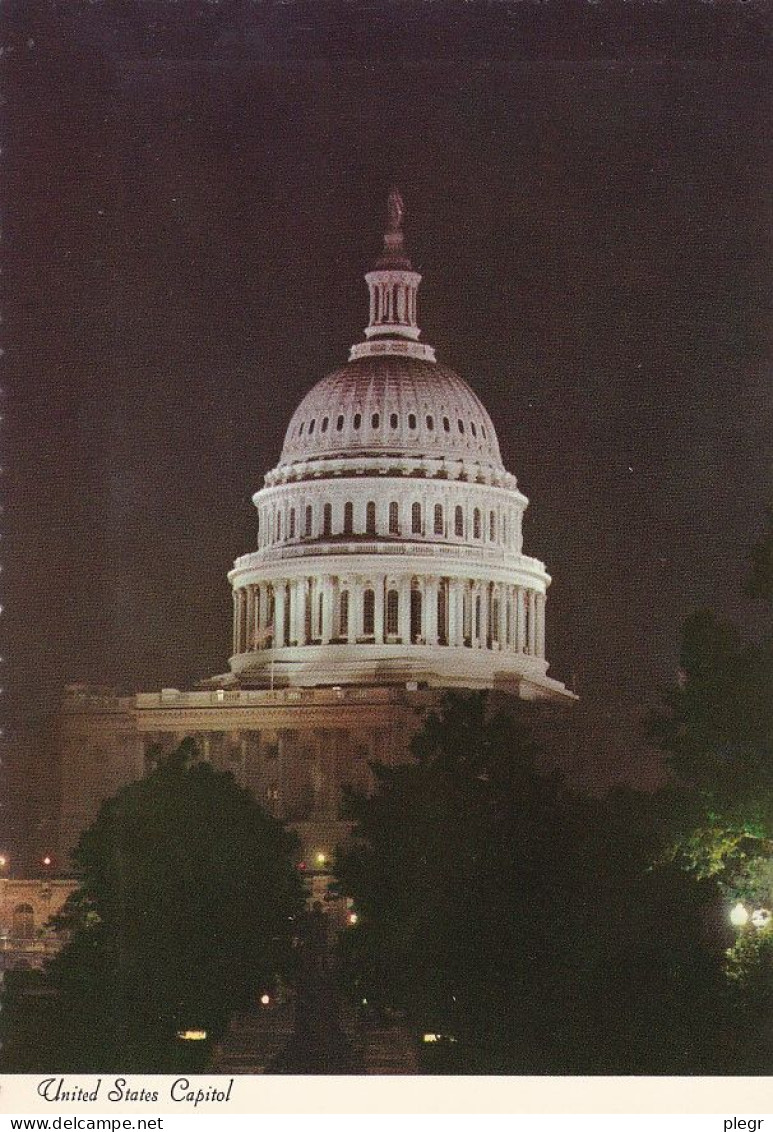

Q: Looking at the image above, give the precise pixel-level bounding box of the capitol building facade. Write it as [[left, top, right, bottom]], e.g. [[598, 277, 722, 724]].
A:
[[51, 193, 574, 898]]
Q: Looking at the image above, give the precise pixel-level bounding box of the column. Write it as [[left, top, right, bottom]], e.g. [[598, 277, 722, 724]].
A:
[[347, 580, 358, 645], [537, 593, 546, 659], [480, 582, 490, 649], [516, 587, 526, 653], [498, 583, 507, 650], [245, 586, 255, 651], [232, 592, 239, 655], [274, 582, 286, 649], [448, 579, 461, 647], [399, 576, 411, 643], [425, 577, 439, 646], [528, 590, 537, 656], [374, 577, 385, 645], [321, 578, 333, 644]]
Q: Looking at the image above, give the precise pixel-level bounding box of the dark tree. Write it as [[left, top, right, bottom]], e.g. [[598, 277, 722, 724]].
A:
[[336, 693, 739, 1074], [0, 739, 304, 1072]]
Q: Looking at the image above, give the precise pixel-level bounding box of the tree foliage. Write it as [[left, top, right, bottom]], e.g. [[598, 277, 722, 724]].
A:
[[336, 693, 737, 1073], [0, 739, 304, 1072]]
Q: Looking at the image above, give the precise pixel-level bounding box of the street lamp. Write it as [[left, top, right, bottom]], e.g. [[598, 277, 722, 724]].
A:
[[730, 902, 750, 927]]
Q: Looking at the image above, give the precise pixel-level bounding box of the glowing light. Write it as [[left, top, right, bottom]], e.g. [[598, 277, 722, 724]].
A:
[[730, 902, 750, 927], [423, 1033, 439, 1043], [260, 993, 271, 1006], [0, 855, 7, 867], [176, 1029, 207, 1041], [752, 908, 772, 929], [348, 912, 358, 926], [42, 856, 51, 867], [315, 852, 327, 866]]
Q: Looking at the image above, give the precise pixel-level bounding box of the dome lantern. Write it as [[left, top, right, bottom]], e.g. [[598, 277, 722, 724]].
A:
[[350, 189, 436, 363]]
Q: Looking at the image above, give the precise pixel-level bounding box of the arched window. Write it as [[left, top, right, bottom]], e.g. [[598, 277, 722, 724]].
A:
[[411, 502, 422, 534], [408, 413, 417, 430], [321, 416, 329, 432], [339, 591, 349, 637], [434, 504, 444, 535], [390, 412, 398, 429], [473, 508, 481, 539], [471, 422, 477, 437], [366, 501, 376, 535], [363, 588, 375, 636], [371, 412, 380, 429], [410, 587, 423, 643], [353, 413, 362, 430], [336, 414, 344, 431], [455, 505, 464, 537], [12, 904, 34, 939], [458, 419, 465, 433], [443, 417, 450, 432], [389, 501, 399, 535], [323, 503, 332, 536], [489, 511, 496, 541], [386, 589, 399, 635], [344, 501, 354, 535], [309, 418, 316, 434], [426, 415, 434, 431], [299, 421, 305, 435], [289, 508, 296, 538], [305, 504, 313, 537]]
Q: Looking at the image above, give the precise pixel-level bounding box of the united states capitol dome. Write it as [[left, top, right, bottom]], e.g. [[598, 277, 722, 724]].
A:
[[227, 190, 573, 703]]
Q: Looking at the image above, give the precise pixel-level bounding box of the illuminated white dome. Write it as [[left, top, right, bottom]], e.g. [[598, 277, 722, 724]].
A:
[[227, 191, 573, 703], [280, 356, 503, 472]]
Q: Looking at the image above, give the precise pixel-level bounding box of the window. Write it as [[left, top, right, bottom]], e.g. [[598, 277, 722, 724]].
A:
[[363, 588, 375, 635], [353, 413, 362, 430], [309, 418, 315, 434], [443, 417, 450, 432], [366, 501, 376, 534], [371, 412, 380, 429], [12, 904, 34, 939], [389, 501, 399, 534], [437, 584, 447, 646], [408, 413, 417, 430], [299, 421, 305, 435], [276, 511, 282, 540], [386, 589, 399, 635], [336, 414, 344, 431], [426, 415, 434, 431], [321, 416, 329, 432], [473, 509, 481, 539], [390, 412, 398, 429], [289, 508, 296, 538], [481, 425, 487, 439], [305, 504, 313, 537], [455, 505, 464, 537], [339, 591, 349, 636], [489, 511, 496, 541], [323, 503, 332, 536], [344, 501, 354, 535], [434, 504, 444, 535], [471, 422, 477, 437], [411, 502, 422, 534], [458, 419, 465, 433]]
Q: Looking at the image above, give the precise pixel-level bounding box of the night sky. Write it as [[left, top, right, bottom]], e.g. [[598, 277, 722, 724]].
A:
[[3, 1, 771, 838]]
